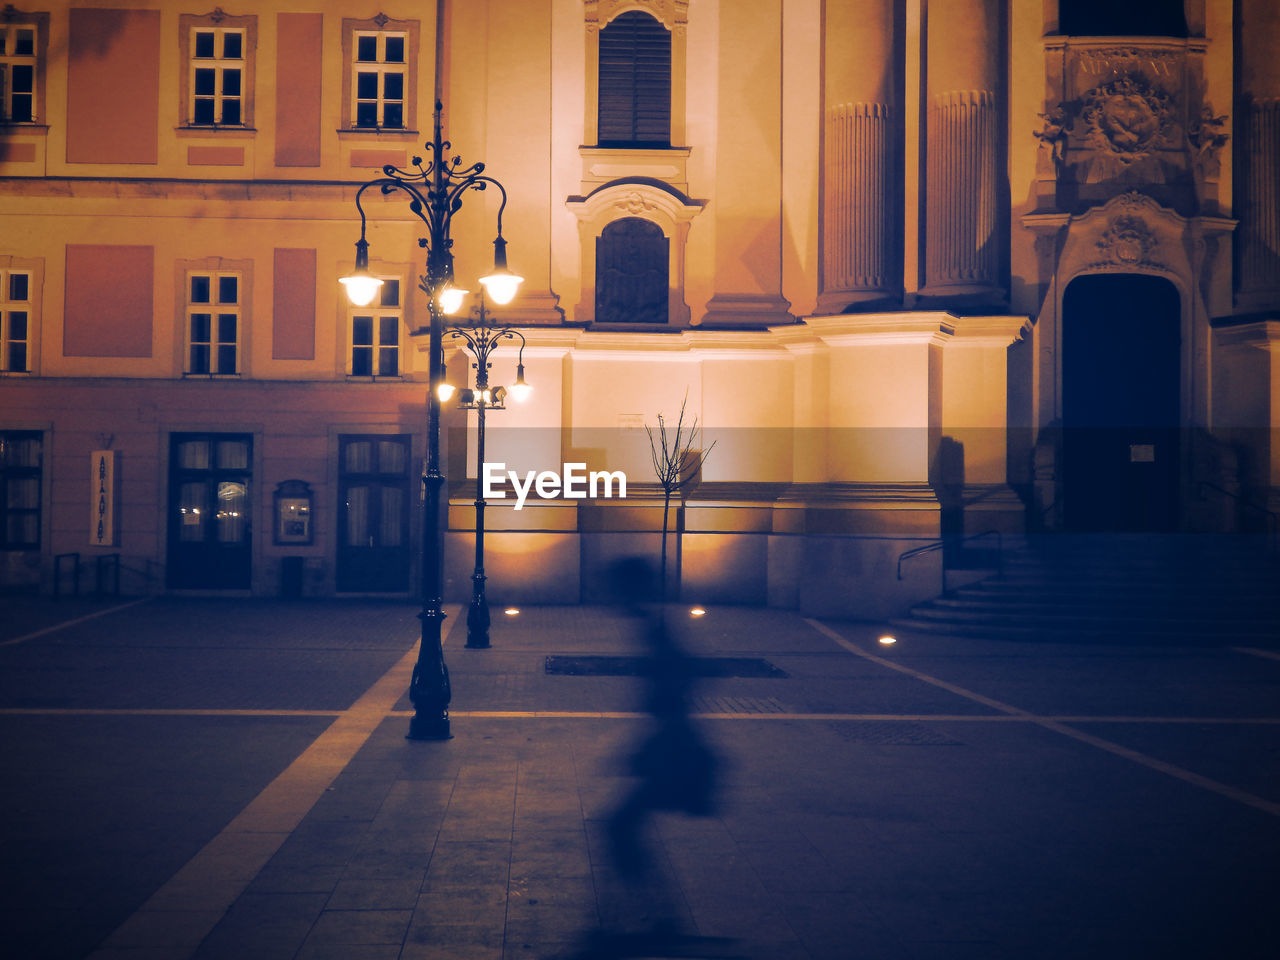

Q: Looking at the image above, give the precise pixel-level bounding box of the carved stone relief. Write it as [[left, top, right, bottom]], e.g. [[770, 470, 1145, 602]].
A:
[[1095, 214, 1159, 266], [1035, 38, 1227, 208], [1082, 75, 1175, 165]]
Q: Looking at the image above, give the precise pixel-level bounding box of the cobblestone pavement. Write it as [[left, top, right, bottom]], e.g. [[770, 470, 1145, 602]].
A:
[[1, 595, 1278, 959]]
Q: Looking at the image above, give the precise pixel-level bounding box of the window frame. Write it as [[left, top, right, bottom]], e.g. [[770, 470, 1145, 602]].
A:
[[178, 11, 256, 131], [0, 11, 49, 127], [0, 430, 42, 551], [347, 276, 404, 379], [178, 260, 250, 378], [341, 15, 420, 134], [1, 267, 32, 373], [584, 0, 687, 149], [0, 256, 39, 373]]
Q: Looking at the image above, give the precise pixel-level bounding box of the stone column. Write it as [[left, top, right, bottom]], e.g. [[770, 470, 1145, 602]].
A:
[[701, 0, 793, 328], [921, 0, 1003, 302], [1236, 0, 1280, 309], [818, 0, 899, 313]]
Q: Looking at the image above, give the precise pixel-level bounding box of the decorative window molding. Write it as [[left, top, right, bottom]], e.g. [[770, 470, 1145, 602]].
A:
[[583, 0, 687, 149], [348, 277, 404, 378], [177, 258, 251, 377], [0, 9, 49, 127], [341, 14, 419, 134], [178, 10, 257, 130], [566, 179, 704, 327], [0, 255, 39, 374]]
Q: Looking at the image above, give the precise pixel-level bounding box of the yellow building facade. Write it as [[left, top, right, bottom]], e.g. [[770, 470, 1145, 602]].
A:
[[1, 0, 1277, 616]]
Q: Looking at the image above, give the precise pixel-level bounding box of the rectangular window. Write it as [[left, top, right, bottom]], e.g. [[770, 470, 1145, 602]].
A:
[[0, 431, 41, 550], [189, 27, 244, 126], [0, 22, 38, 123], [187, 272, 239, 374], [350, 279, 401, 377], [1, 270, 30, 372], [352, 31, 406, 129]]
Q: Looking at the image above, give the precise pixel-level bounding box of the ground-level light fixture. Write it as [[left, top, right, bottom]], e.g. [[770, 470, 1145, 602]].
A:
[[690, 607, 707, 617], [878, 635, 898, 646]]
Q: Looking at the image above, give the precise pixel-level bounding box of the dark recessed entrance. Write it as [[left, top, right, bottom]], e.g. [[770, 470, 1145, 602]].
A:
[[1061, 274, 1181, 532]]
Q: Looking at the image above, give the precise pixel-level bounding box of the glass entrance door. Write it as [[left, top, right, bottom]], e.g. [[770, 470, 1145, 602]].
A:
[[167, 433, 253, 588], [337, 435, 412, 592]]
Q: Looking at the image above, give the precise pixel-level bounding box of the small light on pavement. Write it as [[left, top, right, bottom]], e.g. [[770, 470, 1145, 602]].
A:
[[878, 635, 897, 646], [689, 607, 707, 617], [504, 608, 520, 616]]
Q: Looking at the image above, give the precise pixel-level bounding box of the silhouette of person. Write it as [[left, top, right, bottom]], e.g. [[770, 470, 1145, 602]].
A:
[[567, 558, 738, 959]]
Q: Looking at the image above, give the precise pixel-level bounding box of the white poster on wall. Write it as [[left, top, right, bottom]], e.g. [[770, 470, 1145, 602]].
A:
[[91, 450, 115, 547]]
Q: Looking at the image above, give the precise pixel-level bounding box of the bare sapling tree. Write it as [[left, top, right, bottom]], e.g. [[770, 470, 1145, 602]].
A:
[[647, 394, 715, 599]]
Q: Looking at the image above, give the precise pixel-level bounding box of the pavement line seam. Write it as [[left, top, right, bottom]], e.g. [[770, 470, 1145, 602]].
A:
[[1233, 646, 1280, 662], [0, 596, 153, 647], [8, 707, 1280, 724], [86, 608, 458, 960], [806, 618, 1280, 820]]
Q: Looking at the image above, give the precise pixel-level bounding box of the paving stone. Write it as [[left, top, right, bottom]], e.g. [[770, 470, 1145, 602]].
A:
[[305, 908, 413, 945]]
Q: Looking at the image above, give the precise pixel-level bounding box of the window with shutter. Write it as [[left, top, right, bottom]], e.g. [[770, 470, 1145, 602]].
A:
[[597, 11, 671, 147], [595, 218, 669, 324]]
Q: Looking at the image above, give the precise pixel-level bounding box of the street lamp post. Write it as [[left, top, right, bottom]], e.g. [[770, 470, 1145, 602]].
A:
[[447, 294, 532, 649], [342, 100, 522, 741]]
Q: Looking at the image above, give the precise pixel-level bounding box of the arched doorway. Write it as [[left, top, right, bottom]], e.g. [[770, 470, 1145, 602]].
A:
[[1061, 274, 1181, 532]]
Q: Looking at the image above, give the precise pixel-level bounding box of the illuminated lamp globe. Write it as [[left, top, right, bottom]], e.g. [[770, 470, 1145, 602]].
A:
[[508, 364, 532, 403], [438, 285, 468, 315], [340, 271, 382, 307], [478, 269, 522, 305], [478, 237, 523, 305]]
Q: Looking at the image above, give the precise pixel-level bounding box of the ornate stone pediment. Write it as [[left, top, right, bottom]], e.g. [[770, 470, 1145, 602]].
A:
[[1071, 192, 1180, 276]]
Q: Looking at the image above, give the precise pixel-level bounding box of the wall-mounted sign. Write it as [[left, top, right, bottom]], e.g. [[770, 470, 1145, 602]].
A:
[[91, 450, 116, 546]]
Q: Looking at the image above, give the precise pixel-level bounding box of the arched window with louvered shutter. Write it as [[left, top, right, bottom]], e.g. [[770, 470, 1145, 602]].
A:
[[595, 218, 669, 324], [597, 11, 671, 147]]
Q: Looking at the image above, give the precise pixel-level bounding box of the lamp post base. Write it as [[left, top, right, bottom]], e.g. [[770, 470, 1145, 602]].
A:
[[466, 592, 491, 649], [406, 712, 452, 740]]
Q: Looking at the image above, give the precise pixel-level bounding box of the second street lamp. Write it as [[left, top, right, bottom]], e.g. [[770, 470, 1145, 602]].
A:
[[340, 99, 522, 741], [446, 293, 531, 649]]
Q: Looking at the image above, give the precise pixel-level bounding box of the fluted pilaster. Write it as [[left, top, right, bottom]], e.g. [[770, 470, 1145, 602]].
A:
[[1237, 99, 1280, 307], [925, 90, 998, 292], [823, 102, 894, 299]]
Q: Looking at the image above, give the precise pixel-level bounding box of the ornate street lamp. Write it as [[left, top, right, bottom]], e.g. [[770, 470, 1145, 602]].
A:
[[341, 100, 522, 741], [446, 293, 531, 649]]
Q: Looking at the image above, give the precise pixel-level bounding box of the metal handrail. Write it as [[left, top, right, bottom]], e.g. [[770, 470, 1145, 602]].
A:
[[1197, 481, 1280, 551], [897, 529, 1004, 582]]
